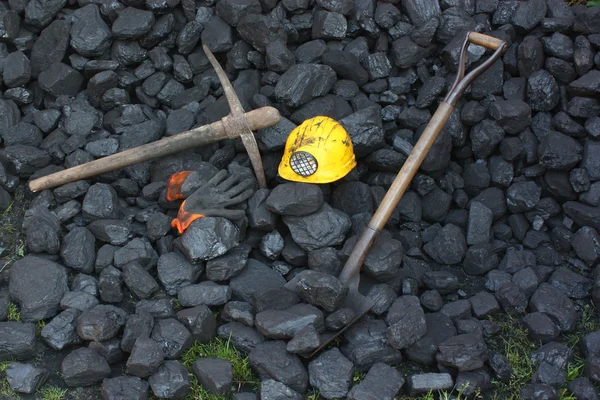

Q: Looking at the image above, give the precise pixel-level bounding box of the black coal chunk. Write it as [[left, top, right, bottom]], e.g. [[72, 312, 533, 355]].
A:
[[126, 337, 165, 378], [506, 181, 542, 213], [99, 267, 123, 304], [489, 99, 531, 135], [121, 311, 154, 353], [9, 255, 68, 322], [308, 348, 353, 398], [60, 227, 96, 273], [249, 341, 308, 394], [237, 14, 287, 53], [101, 376, 149, 400], [391, 36, 435, 69], [148, 360, 191, 399], [157, 252, 202, 295], [229, 259, 287, 308], [69, 4, 112, 56], [60, 291, 98, 312], [523, 312, 560, 343], [582, 141, 600, 181], [539, 131, 582, 170], [77, 305, 127, 342], [0, 322, 36, 361], [274, 64, 336, 108], [547, 266, 592, 299], [112, 7, 154, 39], [24, 206, 60, 255], [284, 270, 347, 312], [340, 234, 402, 281], [216, 0, 262, 27], [217, 322, 264, 354], [283, 203, 351, 251], [255, 303, 323, 339], [123, 262, 159, 299], [265, 183, 323, 216], [512, 0, 547, 31], [222, 301, 254, 327], [41, 309, 82, 351], [530, 283, 577, 332], [527, 69, 560, 112], [312, 11, 347, 40], [61, 347, 111, 387], [151, 318, 192, 359], [38, 62, 84, 97], [436, 333, 488, 372], [339, 106, 384, 157], [175, 217, 239, 262], [322, 50, 368, 86], [471, 119, 504, 158], [202, 16, 233, 53], [260, 379, 302, 400], [563, 201, 600, 232], [193, 358, 232, 396], [569, 70, 600, 97], [347, 362, 404, 400], [5, 362, 48, 394], [178, 282, 231, 307], [265, 41, 295, 73], [3, 50, 31, 88], [467, 201, 493, 246], [114, 238, 158, 270], [0, 145, 51, 177], [340, 317, 402, 371], [386, 295, 427, 350], [423, 224, 467, 265], [407, 373, 453, 396], [567, 377, 598, 400]]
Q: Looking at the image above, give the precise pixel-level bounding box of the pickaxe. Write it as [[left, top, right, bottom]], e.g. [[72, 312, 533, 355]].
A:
[[28, 45, 279, 193]]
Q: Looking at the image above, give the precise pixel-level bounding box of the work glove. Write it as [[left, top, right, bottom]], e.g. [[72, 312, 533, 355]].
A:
[[171, 169, 255, 234]]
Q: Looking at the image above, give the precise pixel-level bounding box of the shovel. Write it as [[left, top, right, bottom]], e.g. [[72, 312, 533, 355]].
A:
[[27, 45, 279, 193], [308, 31, 509, 358]]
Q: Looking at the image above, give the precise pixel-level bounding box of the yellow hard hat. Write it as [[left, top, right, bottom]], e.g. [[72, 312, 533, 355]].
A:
[[278, 116, 356, 184]]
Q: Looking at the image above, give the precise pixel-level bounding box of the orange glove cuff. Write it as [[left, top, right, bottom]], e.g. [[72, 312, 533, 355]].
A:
[[171, 199, 205, 234], [166, 171, 193, 202]]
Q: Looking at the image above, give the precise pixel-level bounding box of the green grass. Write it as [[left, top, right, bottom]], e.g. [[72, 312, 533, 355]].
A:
[[352, 370, 366, 384], [484, 302, 600, 400], [38, 386, 68, 400], [179, 336, 259, 399], [567, 0, 600, 5], [0, 361, 17, 400], [36, 320, 47, 336], [7, 303, 21, 322], [396, 387, 480, 400]]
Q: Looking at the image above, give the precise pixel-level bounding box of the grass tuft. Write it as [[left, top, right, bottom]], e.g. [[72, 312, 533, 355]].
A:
[[567, 0, 600, 5], [352, 370, 366, 384], [36, 320, 47, 336], [0, 361, 11, 373], [7, 303, 21, 322], [486, 315, 539, 400], [38, 386, 68, 400], [180, 336, 259, 399]]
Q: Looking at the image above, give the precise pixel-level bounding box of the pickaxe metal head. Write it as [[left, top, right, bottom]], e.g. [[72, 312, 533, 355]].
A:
[[202, 45, 268, 189]]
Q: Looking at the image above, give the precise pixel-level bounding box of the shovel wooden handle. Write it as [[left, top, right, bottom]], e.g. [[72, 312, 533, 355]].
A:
[[468, 32, 506, 50], [28, 106, 281, 193]]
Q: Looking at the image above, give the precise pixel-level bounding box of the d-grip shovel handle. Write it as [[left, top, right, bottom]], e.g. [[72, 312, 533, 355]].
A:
[[338, 31, 508, 300]]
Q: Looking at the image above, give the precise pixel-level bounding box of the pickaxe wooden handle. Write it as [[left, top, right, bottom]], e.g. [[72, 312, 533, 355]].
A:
[[28, 44, 280, 193], [27, 106, 281, 193]]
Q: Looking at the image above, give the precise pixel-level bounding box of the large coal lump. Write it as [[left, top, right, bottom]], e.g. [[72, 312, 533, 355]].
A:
[[9, 256, 68, 322], [283, 204, 351, 251]]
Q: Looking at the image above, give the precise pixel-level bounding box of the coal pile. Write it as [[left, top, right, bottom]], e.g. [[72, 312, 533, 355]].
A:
[[0, 0, 600, 399]]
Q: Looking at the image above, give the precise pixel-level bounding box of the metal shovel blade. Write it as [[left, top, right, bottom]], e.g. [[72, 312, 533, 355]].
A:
[[306, 288, 375, 358]]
